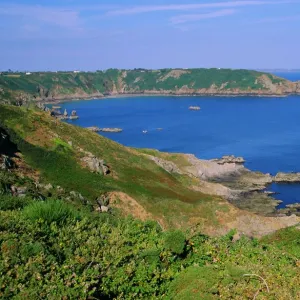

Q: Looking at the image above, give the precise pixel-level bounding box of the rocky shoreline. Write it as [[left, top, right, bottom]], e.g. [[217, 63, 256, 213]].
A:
[[147, 153, 300, 216]]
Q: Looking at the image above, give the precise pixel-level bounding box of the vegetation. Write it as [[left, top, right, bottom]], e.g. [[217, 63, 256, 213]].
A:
[[0, 104, 299, 299], [0, 196, 299, 299], [0, 68, 289, 103]]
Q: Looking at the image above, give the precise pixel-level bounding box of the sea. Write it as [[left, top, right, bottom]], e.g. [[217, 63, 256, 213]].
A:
[[59, 72, 300, 208]]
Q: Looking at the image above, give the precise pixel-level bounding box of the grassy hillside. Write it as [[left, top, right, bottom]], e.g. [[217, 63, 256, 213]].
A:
[[0, 104, 227, 231], [0, 105, 299, 298], [0, 68, 294, 104]]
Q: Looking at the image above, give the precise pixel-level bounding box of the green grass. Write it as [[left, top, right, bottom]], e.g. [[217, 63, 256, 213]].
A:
[[23, 199, 83, 224]]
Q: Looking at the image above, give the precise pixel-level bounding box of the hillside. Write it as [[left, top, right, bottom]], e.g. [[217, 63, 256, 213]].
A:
[[0, 105, 299, 299], [1, 68, 299, 104], [0, 104, 299, 234]]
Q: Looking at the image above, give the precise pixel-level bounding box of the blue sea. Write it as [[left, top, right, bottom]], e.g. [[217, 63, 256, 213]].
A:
[[60, 72, 300, 208]]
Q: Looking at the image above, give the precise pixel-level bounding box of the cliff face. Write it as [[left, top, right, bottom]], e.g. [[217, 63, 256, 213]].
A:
[[0, 68, 299, 103]]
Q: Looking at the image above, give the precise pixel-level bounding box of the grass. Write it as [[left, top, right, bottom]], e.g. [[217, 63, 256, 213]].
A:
[[23, 199, 83, 224]]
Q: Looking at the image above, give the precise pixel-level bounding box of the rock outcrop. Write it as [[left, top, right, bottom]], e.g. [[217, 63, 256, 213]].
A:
[[148, 155, 182, 174], [145, 153, 292, 215], [274, 172, 300, 183], [183, 154, 245, 180], [81, 155, 110, 175], [210, 155, 245, 165], [87, 127, 123, 133]]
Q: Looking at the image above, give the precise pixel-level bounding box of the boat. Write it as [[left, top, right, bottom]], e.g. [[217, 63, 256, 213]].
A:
[[189, 106, 201, 111]]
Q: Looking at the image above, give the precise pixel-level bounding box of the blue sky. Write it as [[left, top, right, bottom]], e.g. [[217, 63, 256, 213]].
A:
[[1, 0, 300, 71]]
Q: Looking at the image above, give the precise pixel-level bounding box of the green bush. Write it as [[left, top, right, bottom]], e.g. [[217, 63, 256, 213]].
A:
[[164, 230, 186, 255], [23, 199, 82, 224], [0, 195, 32, 210]]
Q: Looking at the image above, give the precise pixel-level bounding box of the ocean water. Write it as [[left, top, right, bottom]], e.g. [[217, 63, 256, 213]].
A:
[[60, 72, 300, 208]]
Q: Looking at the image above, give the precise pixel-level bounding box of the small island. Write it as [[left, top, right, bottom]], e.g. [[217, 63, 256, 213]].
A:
[[87, 126, 123, 133]]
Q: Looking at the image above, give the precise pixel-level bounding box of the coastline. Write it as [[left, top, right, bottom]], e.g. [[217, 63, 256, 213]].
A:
[[43, 92, 295, 105]]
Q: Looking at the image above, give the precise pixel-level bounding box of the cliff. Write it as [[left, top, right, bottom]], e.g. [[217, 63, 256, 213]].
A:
[[1, 68, 299, 103]]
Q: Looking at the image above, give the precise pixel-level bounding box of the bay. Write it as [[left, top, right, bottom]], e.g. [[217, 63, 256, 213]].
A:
[[59, 73, 300, 208]]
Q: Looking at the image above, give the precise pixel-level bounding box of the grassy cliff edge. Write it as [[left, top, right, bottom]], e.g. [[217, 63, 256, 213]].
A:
[[1, 68, 300, 104]]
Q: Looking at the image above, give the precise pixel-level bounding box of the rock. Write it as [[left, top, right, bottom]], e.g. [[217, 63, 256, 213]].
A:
[[1, 155, 15, 170], [86, 127, 122, 133], [148, 155, 182, 174], [86, 126, 101, 132], [95, 194, 111, 213], [286, 203, 300, 209], [263, 190, 277, 195], [44, 183, 53, 190], [96, 194, 110, 206], [56, 186, 64, 192], [211, 155, 245, 165], [68, 141, 73, 147], [70, 191, 77, 197], [274, 172, 300, 183], [78, 193, 85, 201], [184, 154, 245, 180], [81, 156, 110, 175], [100, 128, 122, 133], [100, 205, 109, 212], [69, 191, 88, 204], [11, 186, 27, 197]]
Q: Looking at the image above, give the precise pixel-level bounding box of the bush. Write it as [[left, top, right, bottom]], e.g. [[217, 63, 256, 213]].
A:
[[23, 200, 82, 225], [164, 230, 186, 255], [0, 195, 32, 210]]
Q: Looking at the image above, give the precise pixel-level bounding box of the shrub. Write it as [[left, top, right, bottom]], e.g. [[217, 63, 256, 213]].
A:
[[23, 199, 82, 225], [164, 230, 186, 255], [0, 195, 32, 210]]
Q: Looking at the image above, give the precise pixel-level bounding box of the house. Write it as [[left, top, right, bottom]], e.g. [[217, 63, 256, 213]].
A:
[[26, 72, 31, 75], [73, 70, 80, 73]]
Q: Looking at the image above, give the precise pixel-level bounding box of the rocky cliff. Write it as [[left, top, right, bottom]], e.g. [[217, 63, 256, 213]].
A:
[[1, 68, 299, 103]]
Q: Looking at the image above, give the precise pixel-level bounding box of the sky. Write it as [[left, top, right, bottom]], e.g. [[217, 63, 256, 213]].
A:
[[1, 0, 300, 71]]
